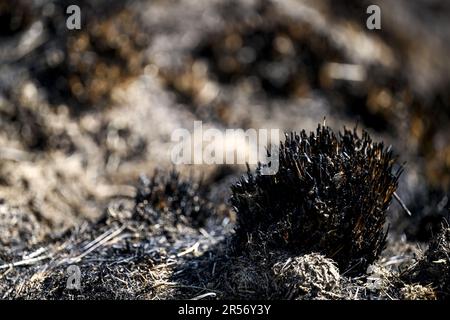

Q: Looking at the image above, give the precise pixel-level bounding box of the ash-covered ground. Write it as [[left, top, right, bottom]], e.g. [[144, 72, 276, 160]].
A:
[[0, 0, 449, 300]]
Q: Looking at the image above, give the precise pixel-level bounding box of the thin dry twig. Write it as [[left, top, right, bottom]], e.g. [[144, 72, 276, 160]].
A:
[[66, 225, 126, 264]]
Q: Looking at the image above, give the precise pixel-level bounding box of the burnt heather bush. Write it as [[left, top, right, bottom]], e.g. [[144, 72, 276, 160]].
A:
[[231, 124, 402, 273]]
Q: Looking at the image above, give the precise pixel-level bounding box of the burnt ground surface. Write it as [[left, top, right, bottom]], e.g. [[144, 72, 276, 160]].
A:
[[0, 0, 449, 300]]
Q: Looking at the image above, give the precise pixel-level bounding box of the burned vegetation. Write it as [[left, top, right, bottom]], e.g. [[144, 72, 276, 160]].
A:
[[1, 0, 450, 301], [0, 170, 218, 299], [172, 124, 412, 299], [231, 124, 401, 274], [0, 127, 449, 300], [135, 170, 213, 229], [403, 226, 450, 300]]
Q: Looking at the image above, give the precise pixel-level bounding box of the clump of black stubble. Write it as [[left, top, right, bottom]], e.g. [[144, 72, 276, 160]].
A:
[[135, 170, 212, 229], [403, 224, 450, 299], [231, 124, 402, 274], [0, 170, 217, 299]]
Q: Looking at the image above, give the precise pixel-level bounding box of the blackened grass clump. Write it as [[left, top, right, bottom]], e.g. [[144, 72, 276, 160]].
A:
[[231, 124, 402, 273], [404, 225, 450, 299], [135, 170, 212, 228]]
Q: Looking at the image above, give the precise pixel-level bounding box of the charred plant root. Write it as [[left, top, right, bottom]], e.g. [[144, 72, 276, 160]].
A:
[[231, 124, 402, 274]]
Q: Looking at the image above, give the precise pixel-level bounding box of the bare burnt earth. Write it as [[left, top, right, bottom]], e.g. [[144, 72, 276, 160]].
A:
[[0, 0, 449, 300]]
